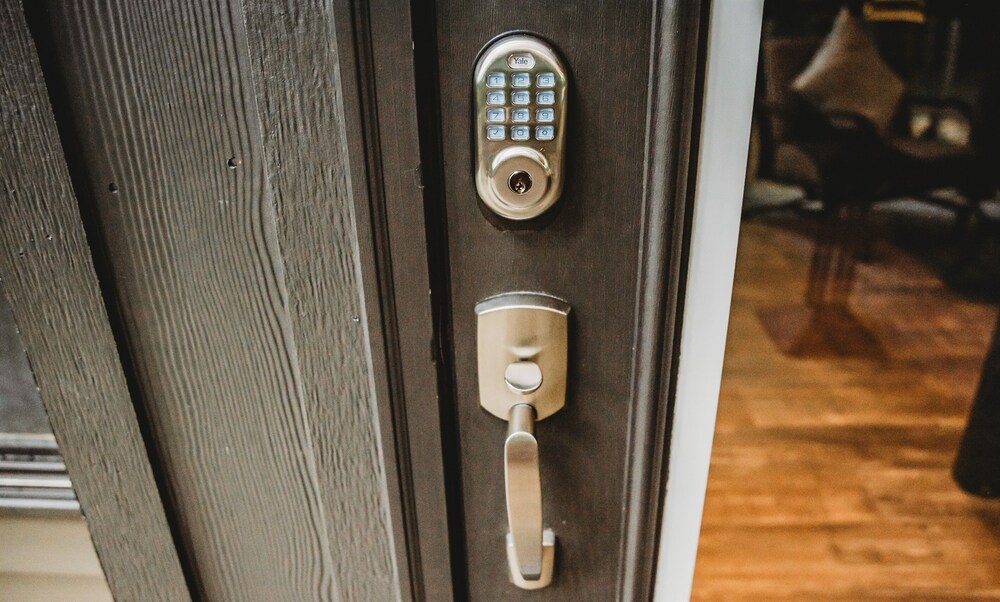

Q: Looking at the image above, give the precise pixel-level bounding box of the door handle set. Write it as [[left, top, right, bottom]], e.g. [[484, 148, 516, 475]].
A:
[[475, 293, 569, 589], [472, 32, 573, 591]]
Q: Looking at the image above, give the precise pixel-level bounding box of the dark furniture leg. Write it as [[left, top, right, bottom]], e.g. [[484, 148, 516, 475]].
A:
[[954, 314, 1000, 498]]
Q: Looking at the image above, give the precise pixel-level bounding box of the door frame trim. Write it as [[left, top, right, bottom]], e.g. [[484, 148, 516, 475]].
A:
[[332, 1, 457, 598], [654, 1, 764, 599]]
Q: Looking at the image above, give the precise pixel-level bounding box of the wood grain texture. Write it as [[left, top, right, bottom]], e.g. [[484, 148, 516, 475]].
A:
[[693, 221, 1000, 600], [432, 1, 694, 598], [241, 1, 408, 599], [40, 1, 397, 599], [0, 1, 191, 599]]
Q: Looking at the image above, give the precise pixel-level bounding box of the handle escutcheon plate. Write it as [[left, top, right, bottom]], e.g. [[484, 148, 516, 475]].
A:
[[474, 292, 569, 421]]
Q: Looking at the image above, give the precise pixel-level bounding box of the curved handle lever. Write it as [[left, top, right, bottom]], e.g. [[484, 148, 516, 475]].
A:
[[504, 403, 555, 589]]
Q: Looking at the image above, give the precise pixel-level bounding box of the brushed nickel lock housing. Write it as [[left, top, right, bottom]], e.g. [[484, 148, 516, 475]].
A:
[[474, 34, 568, 220]]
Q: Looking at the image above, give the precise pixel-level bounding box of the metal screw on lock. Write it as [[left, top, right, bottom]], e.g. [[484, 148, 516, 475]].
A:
[[508, 171, 532, 195]]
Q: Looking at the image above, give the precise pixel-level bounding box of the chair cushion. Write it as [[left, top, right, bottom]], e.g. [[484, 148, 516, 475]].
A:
[[792, 8, 905, 133]]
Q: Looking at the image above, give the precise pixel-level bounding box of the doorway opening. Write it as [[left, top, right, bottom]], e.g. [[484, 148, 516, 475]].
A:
[[694, 2, 1000, 598]]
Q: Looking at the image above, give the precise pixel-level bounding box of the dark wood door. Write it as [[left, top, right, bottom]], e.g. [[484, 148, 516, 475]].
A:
[[424, 1, 705, 598]]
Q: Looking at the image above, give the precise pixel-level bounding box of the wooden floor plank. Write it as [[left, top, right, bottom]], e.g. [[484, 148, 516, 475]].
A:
[[692, 221, 1000, 600]]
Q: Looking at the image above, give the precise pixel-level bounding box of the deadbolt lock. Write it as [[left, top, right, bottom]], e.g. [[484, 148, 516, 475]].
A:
[[474, 34, 568, 221]]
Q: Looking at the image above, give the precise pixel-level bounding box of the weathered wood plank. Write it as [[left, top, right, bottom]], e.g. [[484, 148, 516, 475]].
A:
[[241, 1, 410, 599], [0, 1, 191, 599], [39, 1, 401, 598]]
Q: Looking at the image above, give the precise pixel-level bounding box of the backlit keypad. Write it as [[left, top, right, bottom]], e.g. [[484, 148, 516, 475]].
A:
[[483, 69, 558, 142]]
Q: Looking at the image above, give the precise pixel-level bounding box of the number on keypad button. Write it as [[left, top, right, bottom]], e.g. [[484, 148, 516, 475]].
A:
[[511, 109, 530, 123], [536, 108, 554, 123], [486, 108, 505, 123], [537, 91, 555, 105], [535, 126, 555, 141], [487, 91, 505, 105], [511, 91, 530, 105], [511, 73, 530, 88], [486, 73, 505, 88], [511, 126, 530, 141], [487, 126, 506, 141], [537, 72, 556, 87]]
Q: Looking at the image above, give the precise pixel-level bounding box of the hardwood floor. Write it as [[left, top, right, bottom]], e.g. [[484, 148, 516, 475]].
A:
[[692, 220, 1000, 600]]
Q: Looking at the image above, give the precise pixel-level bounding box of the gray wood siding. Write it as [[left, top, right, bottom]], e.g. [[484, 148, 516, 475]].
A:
[[33, 1, 403, 599], [0, 1, 191, 599], [242, 1, 408, 599]]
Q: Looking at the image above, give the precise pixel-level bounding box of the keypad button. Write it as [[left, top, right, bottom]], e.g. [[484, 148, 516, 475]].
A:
[[511, 126, 530, 141], [486, 108, 505, 123], [511, 108, 530, 123], [536, 108, 555, 123], [536, 91, 555, 105], [486, 125, 506, 141], [486, 91, 505, 105], [511, 72, 531, 88], [511, 91, 530, 105], [535, 126, 555, 141], [537, 72, 556, 88], [486, 72, 506, 88]]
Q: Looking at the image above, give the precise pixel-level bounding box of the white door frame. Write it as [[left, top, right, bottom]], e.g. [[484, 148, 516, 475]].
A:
[[654, 0, 764, 599]]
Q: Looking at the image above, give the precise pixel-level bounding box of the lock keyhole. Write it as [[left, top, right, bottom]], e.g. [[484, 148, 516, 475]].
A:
[[508, 170, 533, 195]]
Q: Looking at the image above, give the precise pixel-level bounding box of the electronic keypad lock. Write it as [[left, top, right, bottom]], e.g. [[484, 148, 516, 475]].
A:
[[474, 34, 568, 221]]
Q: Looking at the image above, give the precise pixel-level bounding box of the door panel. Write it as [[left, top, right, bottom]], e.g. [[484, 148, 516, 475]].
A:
[[431, 1, 704, 597]]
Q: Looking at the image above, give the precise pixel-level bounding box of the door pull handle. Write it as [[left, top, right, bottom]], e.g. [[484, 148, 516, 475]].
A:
[[505, 401, 555, 588], [475, 293, 570, 590]]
